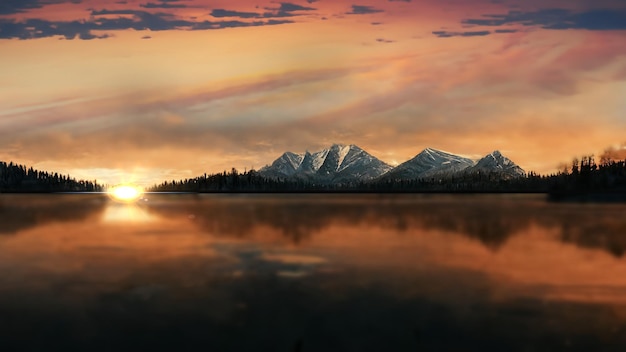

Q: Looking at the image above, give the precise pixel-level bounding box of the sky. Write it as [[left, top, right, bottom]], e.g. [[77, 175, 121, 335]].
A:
[[1, 0, 625, 186]]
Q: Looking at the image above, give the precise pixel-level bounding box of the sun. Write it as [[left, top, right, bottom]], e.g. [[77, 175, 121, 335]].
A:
[[108, 185, 143, 202]]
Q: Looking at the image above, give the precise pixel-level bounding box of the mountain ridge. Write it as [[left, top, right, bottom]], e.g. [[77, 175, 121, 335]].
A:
[[465, 150, 526, 178], [261, 144, 525, 183], [259, 144, 392, 183], [381, 147, 475, 181]]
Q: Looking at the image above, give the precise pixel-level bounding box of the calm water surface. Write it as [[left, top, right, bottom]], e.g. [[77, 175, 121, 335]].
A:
[[1, 194, 626, 351]]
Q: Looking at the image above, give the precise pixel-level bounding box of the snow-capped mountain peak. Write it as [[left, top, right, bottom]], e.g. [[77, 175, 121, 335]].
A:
[[258, 151, 304, 178], [466, 150, 525, 178], [260, 145, 526, 183], [335, 144, 352, 170], [283, 152, 304, 170], [260, 144, 391, 183], [300, 148, 330, 173], [382, 147, 475, 180]]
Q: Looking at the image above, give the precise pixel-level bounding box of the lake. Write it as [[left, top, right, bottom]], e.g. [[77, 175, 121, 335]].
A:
[[1, 194, 626, 351]]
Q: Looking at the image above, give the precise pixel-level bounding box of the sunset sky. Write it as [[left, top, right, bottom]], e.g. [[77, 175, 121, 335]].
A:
[[1, 0, 625, 186]]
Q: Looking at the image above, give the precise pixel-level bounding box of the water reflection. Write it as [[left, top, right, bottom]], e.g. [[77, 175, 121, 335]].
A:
[[144, 194, 626, 256], [101, 202, 156, 223], [0, 194, 626, 351], [4, 194, 625, 258], [0, 194, 107, 235]]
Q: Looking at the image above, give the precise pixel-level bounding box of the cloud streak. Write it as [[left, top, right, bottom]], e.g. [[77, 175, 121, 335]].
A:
[[346, 5, 384, 15], [140, 1, 187, 9], [0, 1, 320, 40], [210, 2, 316, 19], [0, 0, 81, 15], [462, 8, 626, 31], [0, 10, 293, 40], [432, 30, 491, 38], [211, 9, 260, 19]]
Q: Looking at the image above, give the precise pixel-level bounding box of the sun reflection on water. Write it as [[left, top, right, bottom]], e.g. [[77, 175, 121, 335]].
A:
[[101, 203, 155, 223]]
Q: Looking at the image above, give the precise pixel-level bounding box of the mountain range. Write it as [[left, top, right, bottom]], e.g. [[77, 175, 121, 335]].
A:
[[259, 144, 525, 183]]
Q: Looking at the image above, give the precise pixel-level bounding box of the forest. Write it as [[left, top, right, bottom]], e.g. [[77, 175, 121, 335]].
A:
[[0, 161, 102, 193]]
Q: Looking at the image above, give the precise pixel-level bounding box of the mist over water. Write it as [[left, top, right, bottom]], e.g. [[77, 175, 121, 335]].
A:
[[1, 194, 626, 351]]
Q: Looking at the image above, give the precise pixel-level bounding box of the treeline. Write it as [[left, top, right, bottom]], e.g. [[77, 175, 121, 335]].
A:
[[0, 161, 103, 193], [150, 168, 328, 192], [361, 171, 548, 193], [150, 156, 626, 195], [548, 155, 626, 199], [149, 169, 547, 193]]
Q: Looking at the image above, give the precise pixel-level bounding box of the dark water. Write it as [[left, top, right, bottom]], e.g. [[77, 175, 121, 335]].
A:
[[1, 194, 626, 351]]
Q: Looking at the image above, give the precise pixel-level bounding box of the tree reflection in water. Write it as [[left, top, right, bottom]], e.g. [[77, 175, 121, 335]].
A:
[[0, 194, 107, 235], [2, 193, 625, 257], [143, 194, 626, 256]]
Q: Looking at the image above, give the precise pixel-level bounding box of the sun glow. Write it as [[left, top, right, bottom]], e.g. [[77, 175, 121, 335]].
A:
[[109, 185, 143, 202]]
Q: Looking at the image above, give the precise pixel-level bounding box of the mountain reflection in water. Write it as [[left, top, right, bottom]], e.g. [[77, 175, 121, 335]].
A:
[[143, 194, 626, 256], [1, 194, 626, 351]]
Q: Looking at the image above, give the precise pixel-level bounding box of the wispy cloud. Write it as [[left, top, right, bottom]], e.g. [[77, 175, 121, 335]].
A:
[[211, 2, 316, 19], [211, 9, 260, 19], [140, 0, 187, 9], [0, 0, 319, 40], [0, 10, 294, 40], [0, 0, 82, 15], [462, 8, 626, 31], [346, 5, 384, 15], [432, 30, 491, 38], [432, 6, 626, 40]]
